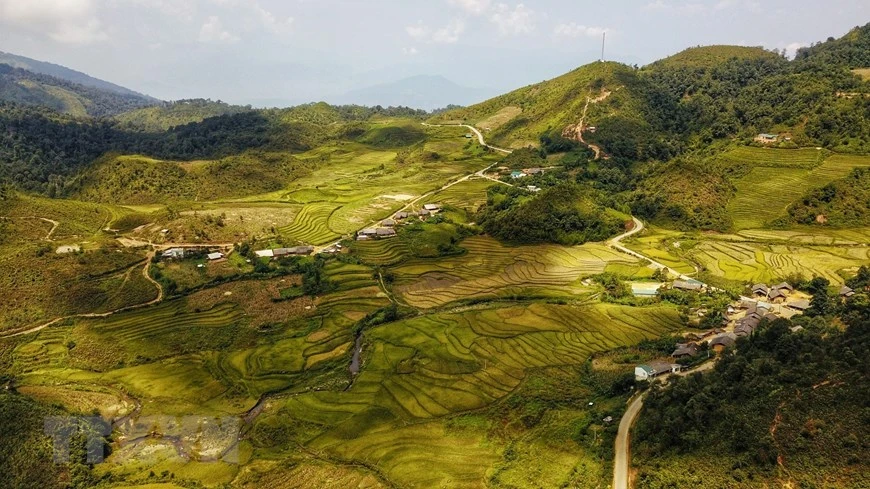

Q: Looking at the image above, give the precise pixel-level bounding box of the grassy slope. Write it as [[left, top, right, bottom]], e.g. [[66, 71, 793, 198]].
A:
[[114, 100, 250, 131], [429, 62, 645, 148]]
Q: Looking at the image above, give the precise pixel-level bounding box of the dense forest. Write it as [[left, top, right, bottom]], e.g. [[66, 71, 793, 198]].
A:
[[633, 277, 870, 488]]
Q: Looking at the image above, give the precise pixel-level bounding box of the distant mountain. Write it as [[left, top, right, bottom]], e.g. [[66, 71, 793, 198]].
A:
[[0, 64, 156, 117], [0, 51, 152, 99], [330, 75, 494, 110]]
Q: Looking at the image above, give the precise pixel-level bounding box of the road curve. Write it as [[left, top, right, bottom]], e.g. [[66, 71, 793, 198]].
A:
[[614, 392, 645, 489], [421, 122, 513, 154]]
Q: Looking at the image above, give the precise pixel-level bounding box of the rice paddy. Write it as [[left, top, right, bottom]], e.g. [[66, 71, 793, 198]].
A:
[[388, 235, 640, 308]]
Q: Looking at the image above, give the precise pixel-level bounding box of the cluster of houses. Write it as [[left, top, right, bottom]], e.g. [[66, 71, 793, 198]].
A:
[[254, 246, 314, 259], [357, 204, 441, 241]]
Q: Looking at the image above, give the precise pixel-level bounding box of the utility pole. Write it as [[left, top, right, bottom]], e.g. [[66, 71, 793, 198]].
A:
[[600, 32, 606, 62]]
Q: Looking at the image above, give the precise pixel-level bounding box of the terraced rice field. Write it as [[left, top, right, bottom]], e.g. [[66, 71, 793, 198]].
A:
[[391, 236, 638, 308], [718, 146, 825, 169], [351, 239, 412, 266], [278, 202, 342, 244], [728, 153, 870, 230], [687, 240, 870, 284], [281, 302, 680, 487]]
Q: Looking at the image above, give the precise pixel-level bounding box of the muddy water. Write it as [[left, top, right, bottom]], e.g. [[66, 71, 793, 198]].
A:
[[349, 333, 363, 375]]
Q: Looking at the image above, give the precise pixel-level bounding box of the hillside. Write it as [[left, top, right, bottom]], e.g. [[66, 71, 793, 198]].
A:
[[795, 23, 870, 68], [786, 167, 870, 227], [0, 50, 151, 98], [0, 64, 155, 117], [634, 304, 870, 488], [648, 45, 781, 69], [114, 99, 251, 131]]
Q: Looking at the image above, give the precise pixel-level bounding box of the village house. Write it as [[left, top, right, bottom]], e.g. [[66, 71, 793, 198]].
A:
[[417, 209, 431, 217], [710, 333, 737, 353], [376, 228, 397, 238], [394, 211, 409, 220], [634, 360, 680, 381], [755, 133, 779, 143], [672, 342, 700, 358], [381, 219, 396, 227], [423, 204, 441, 212], [510, 171, 525, 179], [207, 252, 224, 261], [751, 283, 769, 298], [840, 286, 856, 298], [768, 288, 788, 304]]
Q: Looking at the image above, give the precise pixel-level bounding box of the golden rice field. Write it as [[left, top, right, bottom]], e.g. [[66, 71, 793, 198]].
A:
[[727, 152, 870, 229], [391, 236, 639, 308], [686, 239, 870, 284]]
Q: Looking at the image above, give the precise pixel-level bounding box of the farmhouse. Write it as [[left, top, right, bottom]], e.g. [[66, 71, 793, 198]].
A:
[[162, 248, 185, 259], [394, 212, 409, 220], [634, 360, 680, 381], [768, 288, 788, 303], [423, 204, 441, 211], [710, 333, 737, 353], [773, 282, 794, 293], [358, 228, 378, 237], [840, 286, 855, 298], [376, 228, 397, 238], [381, 219, 396, 227], [207, 252, 224, 260], [751, 283, 768, 298], [254, 249, 274, 258], [417, 209, 431, 217]]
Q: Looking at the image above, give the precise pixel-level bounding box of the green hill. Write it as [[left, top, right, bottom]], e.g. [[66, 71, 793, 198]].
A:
[[648, 45, 780, 69], [114, 99, 250, 131], [795, 23, 870, 68]]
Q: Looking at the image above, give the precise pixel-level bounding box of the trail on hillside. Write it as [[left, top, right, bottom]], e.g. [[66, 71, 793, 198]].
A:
[[0, 250, 163, 339], [1, 216, 60, 241], [561, 89, 619, 160]]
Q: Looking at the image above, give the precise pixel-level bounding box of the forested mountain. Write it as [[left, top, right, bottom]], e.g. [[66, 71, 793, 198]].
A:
[[0, 50, 150, 98], [0, 64, 155, 117]]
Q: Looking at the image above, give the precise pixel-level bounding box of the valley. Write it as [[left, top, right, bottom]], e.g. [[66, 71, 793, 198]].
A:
[[1, 20, 870, 489]]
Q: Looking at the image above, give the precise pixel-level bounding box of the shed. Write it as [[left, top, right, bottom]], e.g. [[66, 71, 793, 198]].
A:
[[254, 249, 274, 258], [359, 228, 378, 236], [787, 299, 810, 311], [773, 282, 794, 293], [376, 228, 397, 237], [423, 204, 441, 211], [381, 219, 396, 227], [673, 280, 703, 291], [272, 248, 292, 257], [207, 252, 224, 260]]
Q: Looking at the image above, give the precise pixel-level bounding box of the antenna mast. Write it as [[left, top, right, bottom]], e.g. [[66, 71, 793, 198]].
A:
[[600, 32, 606, 62]]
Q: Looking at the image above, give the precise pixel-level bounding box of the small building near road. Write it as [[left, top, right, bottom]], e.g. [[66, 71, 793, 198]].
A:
[[376, 228, 397, 238], [417, 209, 431, 217], [423, 204, 441, 212], [394, 212, 409, 220], [635, 360, 680, 381], [510, 171, 525, 179], [162, 248, 185, 259], [381, 219, 396, 227], [255, 249, 274, 258], [207, 252, 224, 261]]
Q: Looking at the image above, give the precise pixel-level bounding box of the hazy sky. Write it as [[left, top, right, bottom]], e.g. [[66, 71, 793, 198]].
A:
[[0, 0, 867, 105]]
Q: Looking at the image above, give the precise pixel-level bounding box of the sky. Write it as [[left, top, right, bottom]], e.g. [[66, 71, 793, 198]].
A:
[[0, 0, 868, 106]]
